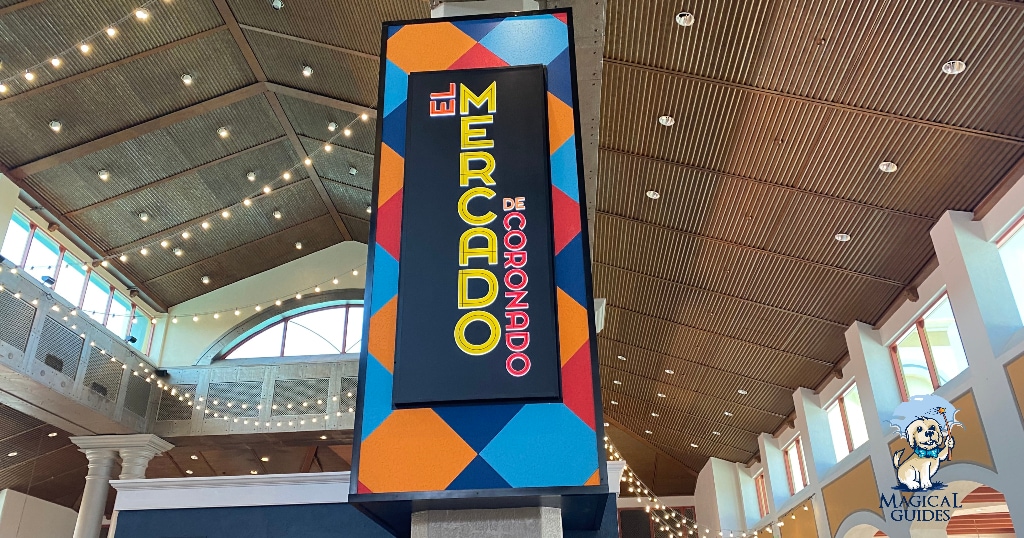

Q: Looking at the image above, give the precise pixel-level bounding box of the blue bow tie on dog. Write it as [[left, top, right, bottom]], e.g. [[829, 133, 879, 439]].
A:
[[914, 447, 941, 458]]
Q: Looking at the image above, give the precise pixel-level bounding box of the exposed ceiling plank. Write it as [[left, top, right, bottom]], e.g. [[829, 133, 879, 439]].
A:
[[605, 416, 699, 478], [600, 147, 938, 222], [0, 26, 228, 107], [267, 83, 377, 119], [66, 135, 289, 217], [8, 83, 266, 177], [239, 24, 379, 61], [594, 261, 848, 329], [111, 177, 312, 254], [0, 0, 46, 17], [974, 153, 1024, 221], [608, 304, 836, 366], [604, 59, 1024, 145], [605, 402, 760, 451], [302, 134, 374, 159], [599, 211, 906, 287], [212, 0, 267, 81], [300, 446, 317, 473], [2, 172, 169, 311], [598, 335, 800, 392], [267, 92, 352, 241]]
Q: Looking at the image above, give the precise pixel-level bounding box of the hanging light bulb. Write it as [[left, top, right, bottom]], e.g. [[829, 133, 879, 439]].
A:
[[243, 198, 252, 207], [263, 185, 272, 194], [343, 128, 351, 137], [119, 254, 128, 262], [79, 43, 91, 54], [0, 83, 8, 93], [201, 221, 210, 230], [106, 27, 117, 38], [352, 269, 359, 276], [140, 248, 149, 256], [323, 143, 333, 152], [181, 231, 191, 240], [221, 210, 231, 219], [24, 71, 35, 81], [304, 157, 311, 165], [134, 8, 149, 20], [192, 316, 199, 322], [50, 57, 61, 67], [360, 113, 369, 121], [282, 171, 291, 180], [332, 278, 339, 284]]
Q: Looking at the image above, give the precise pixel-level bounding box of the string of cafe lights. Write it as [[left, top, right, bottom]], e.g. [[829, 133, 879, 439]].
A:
[[604, 437, 810, 536], [0, 0, 167, 94], [0, 0, 374, 280]]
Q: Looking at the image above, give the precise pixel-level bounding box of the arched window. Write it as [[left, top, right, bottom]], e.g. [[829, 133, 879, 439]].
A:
[[221, 302, 363, 360]]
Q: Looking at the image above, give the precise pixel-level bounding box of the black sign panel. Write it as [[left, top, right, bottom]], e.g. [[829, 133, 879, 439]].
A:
[[393, 65, 561, 406]]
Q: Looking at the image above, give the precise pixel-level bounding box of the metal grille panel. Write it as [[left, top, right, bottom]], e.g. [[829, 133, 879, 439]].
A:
[[338, 377, 358, 414], [157, 383, 196, 421], [206, 381, 261, 419], [272, 378, 329, 416], [123, 375, 151, 418], [83, 348, 123, 401], [0, 290, 34, 352], [33, 317, 83, 379]]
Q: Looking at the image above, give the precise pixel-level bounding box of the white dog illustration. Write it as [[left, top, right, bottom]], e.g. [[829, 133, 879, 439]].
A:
[[892, 416, 954, 491]]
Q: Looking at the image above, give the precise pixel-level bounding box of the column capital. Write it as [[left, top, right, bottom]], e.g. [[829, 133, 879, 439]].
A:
[[71, 434, 174, 453]]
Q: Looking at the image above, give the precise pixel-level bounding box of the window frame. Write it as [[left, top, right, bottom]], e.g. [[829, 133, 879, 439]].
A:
[[754, 472, 769, 518], [783, 437, 808, 495], [222, 303, 364, 360], [825, 385, 860, 457], [889, 294, 963, 401]]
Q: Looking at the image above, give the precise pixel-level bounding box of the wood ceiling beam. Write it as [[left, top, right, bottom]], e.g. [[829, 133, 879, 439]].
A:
[[605, 59, 1024, 146], [0, 0, 46, 17], [598, 335, 800, 392], [267, 83, 377, 118], [212, 0, 351, 241], [111, 177, 311, 254], [300, 446, 317, 473], [595, 261, 849, 329], [267, 92, 352, 241], [608, 303, 836, 367], [8, 83, 266, 177], [2, 170, 169, 311], [600, 366, 791, 419], [605, 416, 700, 479], [598, 211, 906, 287], [600, 147, 937, 222], [238, 24, 379, 62], [0, 26, 228, 107], [66, 135, 289, 217]]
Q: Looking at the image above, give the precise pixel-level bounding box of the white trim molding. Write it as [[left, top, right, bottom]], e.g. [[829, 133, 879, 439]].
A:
[[111, 471, 352, 511]]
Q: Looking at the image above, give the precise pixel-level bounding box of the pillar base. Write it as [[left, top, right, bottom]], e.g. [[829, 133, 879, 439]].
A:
[[412, 507, 562, 538]]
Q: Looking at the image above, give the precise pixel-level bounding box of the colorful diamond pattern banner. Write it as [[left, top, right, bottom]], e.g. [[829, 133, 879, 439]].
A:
[[354, 11, 603, 494]]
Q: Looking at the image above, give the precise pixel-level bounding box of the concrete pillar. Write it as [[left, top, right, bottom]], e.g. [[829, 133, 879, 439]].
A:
[[71, 434, 173, 538], [72, 448, 117, 538], [930, 211, 1024, 524], [411, 507, 562, 538]]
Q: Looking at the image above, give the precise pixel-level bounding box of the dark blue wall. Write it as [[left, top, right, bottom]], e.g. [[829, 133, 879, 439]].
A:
[[114, 495, 620, 538]]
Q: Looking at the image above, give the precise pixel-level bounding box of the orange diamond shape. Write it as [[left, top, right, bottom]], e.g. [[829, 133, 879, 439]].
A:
[[368, 297, 397, 373], [557, 288, 589, 366], [359, 409, 477, 492], [388, 23, 478, 74]]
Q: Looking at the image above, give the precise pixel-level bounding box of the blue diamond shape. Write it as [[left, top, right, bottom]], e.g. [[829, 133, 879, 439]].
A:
[[452, 19, 503, 42]]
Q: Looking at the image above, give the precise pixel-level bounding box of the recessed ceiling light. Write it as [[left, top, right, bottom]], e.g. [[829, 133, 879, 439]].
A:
[[651, 412, 659, 417], [616, 355, 626, 361], [47, 432, 57, 437], [320, 435, 327, 440], [327, 122, 338, 132], [250, 470, 258, 475], [644, 430, 653, 434], [302, 65, 313, 77], [675, 12, 695, 26], [181, 73, 194, 86], [48, 120, 61, 132], [603, 422, 609, 427], [138, 212, 149, 222], [173, 248, 184, 257], [365, 205, 372, 214], [658, 115, 675, 127], [610, 400, 619, 405], [690, 443, 699, 448], [134, 8, 149, 19], [712, 431, 721, 435], [878, 161, 898, 173], [50, 57, 61, 68], [656, 393, 666, 397], [7, 452, 17, 457], [348, 167, 358, 176], [97, 169, 110, 181], [834, 233, 851, 242], [271, 0, 284, 9], [201, 276, 210, 284], [941, 60, 966, 75], [260, 456, 269, 462], [664, 369, 675, 374], [737, 389, 748, 395], [724, 411, 734, 417], [273, 210, 282, 219], [295, 242, 302, 250], [613, 380, 622, 385], [185, 469, 194, 475], [646, 190, 661, 199]]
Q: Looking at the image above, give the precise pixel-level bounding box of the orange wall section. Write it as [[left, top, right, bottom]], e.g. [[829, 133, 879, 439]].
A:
[[780, 499, 817, 538], [1007, 352, 1024, 428], [821, 459, 881, 538]]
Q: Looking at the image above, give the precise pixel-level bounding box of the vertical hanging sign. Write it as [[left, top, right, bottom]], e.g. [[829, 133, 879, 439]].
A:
[[353, 8, 605, 501]]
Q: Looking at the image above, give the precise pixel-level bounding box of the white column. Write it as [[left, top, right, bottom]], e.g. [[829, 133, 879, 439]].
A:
[[792, 388, 834, 484], [72, 448, 117, 538], [71, 434, 174, 538], [757, 433, 786, 513]]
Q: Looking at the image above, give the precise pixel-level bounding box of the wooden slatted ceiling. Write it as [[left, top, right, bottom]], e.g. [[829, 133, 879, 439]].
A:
[[0, 0, 427, 309], [599, 0, 1024, 492]]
